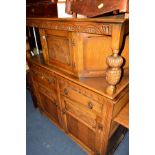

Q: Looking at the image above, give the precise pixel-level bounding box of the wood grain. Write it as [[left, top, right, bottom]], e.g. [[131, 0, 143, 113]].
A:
[[29, 54, 129, 100]]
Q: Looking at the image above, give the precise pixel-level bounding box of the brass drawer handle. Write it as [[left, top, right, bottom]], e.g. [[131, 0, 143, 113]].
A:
[[62, 108, 67, 114], [48, 78, 54, 84], [55, 102, 58, 107], [88, 101, 93, 109], [64, 88, 69, 95], [98, 123, 103, 130], [53, 100, 58, 107], [71, 39, 75, 46]]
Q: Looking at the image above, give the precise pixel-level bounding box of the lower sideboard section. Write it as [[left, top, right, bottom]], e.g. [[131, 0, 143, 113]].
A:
[[29, 63, 129, 155]]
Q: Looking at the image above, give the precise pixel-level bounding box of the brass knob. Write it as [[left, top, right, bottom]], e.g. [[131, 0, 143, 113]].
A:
[[55, 101, 58, 107], [48, 78, 53, 84], [71, 39, 75, 46], [88, 101, 93, 109], [62, 108, 66, 114], [64, 88, 69, 95], [98, 123, 103, 130]]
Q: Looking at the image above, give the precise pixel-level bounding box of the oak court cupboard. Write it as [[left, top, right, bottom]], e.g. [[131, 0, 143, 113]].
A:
[[26, 1, 129, 154]]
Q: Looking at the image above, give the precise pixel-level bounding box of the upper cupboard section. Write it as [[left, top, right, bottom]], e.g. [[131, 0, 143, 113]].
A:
[[39, 29, 128, 78]]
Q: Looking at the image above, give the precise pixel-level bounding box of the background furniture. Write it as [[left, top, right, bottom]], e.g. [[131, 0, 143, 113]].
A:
[[65, 0, 129, 18], [26, 0, 58, 17]]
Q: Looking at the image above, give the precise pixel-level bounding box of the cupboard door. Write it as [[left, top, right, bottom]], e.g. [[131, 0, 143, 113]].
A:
[[37, 84, 61, 126], [40, 29, 74, 73], [67, 114, 96, 151], [72, 32, 112, 77], [39, 92, 60, 125]]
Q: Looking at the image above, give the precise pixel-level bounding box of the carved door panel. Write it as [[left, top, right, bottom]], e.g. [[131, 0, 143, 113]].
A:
[[40, 29, 75, 73], [37, 84, 61, 126], [72, 32, 112, 77], [82, 33, 112, 71], [39, 92, 60, 124], [61, 96, 103, 154]]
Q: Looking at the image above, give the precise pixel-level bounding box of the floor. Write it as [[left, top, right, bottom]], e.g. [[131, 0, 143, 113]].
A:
[[26, 89, 129, 155], [113, 131, 129, 155]]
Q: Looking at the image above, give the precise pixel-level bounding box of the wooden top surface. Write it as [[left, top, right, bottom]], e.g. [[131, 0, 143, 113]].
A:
[[114, 103, 129, 128], [27, 15, 128, 23], [27, 15, 128, 35], [28, 54, 128, 100]]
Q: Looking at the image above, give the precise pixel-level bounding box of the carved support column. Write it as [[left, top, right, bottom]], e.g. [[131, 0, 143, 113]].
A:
[[106, 24, 125, 95]]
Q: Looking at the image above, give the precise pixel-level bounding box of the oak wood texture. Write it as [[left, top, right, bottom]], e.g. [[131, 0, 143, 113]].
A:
[[29, 54, 128, 100], [28, 53, 129, 155], [26, 17, 129, 34], [114, 102, 129, 128], [66, 0, 129, 17]]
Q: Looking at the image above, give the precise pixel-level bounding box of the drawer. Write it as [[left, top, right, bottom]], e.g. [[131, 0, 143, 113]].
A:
[[63, 97, 96, 129], [60, 81, 103, 115], [31, 68, 56, 90], [38, 84, 57, 102]]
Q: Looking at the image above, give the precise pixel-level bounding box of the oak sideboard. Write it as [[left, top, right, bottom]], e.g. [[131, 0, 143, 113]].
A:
[[27, 16, 129, 155]]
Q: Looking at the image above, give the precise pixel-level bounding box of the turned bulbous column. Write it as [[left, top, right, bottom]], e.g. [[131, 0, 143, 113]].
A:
[[106, 53, 123, 95], [105, 24, 125, 95]]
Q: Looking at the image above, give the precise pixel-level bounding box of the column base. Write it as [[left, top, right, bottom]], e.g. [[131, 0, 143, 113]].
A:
[[106, 85, 116, 95]]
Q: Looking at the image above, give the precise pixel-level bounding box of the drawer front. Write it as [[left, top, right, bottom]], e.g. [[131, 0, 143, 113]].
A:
[[63, 97, 96, 129], [38, 84, 57, 102], [60, 81, 103, 115], [31, 66, 56, 90]]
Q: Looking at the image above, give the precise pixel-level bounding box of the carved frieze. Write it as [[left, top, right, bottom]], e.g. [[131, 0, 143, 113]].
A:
[[27, 19, 112, 35]]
